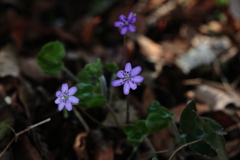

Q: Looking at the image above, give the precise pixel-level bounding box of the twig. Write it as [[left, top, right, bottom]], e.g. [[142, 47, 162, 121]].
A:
[[0, 118, 51, 158], [168, 138, 203, 160], [73, 107, 90, 131]]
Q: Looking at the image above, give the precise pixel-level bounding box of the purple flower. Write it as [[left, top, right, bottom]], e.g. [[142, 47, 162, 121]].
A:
[[111, 62, 144, 95], [55, 83, 79, 111], [114, 12, 137, 35]]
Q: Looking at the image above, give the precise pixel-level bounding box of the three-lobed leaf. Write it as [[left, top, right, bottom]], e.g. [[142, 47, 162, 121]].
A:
[[105, 62, 119, 73], [146, 101, 174, 132], [123, 120, 149, 144], [37, 41, 65, 75]]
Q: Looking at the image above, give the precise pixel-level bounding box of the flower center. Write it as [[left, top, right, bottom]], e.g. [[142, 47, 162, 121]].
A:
[[125, 21, 129, 25], [125, 75, 130, 80], [63, 95, 68, 99]]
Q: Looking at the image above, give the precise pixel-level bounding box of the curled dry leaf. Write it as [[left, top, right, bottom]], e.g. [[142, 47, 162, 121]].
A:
[[194, 84, 240, 110], [73, 132, 89, 160]]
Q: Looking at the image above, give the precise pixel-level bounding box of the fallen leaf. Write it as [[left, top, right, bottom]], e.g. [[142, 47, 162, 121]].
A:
[[73, 132, 89, 160]]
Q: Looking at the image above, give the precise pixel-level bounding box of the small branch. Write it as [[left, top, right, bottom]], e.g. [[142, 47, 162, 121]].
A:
[[168, 138, 203, 160], [0, 118, 51, 158], [73, 107, 90, 131], [63, 66, 80, 83]]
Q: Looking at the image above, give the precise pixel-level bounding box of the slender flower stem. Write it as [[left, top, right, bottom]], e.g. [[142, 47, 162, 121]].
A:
[[144, 137, 157, 158], [127, 145, 139, 160], [168, 138, 203, 160], [121, 35, 127, 68], [73, 107, 90, 131], [171, 122, 180, 138], [106, 103, 121, 128], [62, 66, 90, 131], [0, 118, 51, 158], [126, 94, 130, 124], [63, 66, 80, 83]]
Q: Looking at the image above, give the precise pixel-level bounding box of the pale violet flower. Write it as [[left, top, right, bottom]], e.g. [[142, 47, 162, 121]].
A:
[[55, 83, 79, 111], [114, 12, 137, 35], [111, 62, 144, 95]]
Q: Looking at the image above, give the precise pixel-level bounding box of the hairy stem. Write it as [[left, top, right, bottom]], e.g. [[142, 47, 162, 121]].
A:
[[168, 138, 203, 160], [73, 107, 90, 131], [126, 94, 130, 124], [0, 118, 51, 158], [63, 66, 80, 83]]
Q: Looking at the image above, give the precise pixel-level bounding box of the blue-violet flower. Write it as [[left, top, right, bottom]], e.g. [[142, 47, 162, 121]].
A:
[[114, 12, 137, 35], [55, 83, 79, 111], [111, 62, 144, 95]]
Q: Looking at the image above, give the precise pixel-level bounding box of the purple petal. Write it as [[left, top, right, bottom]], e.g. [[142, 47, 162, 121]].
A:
[[123, 82, 130, 95], [128, 25, 136, 33], [69, 96, 79, 103], [125, 62, 132, 72], [56, 91, 62, 97], [128, 12, 134, 20], [131, 66, 142, 76], [58, 103, 64, 111], [120, 26, 128, 35], [111, 79, 125, 87], [65, 103, 72, 111], [55, 98, 61, 104], [114, 21, 125, 27], [130, 16, 137, 24], [116, 70, 125, 78], [119, 14, 127, 22], [62, 83, 68, 92], [68, 86, 77, 96], [129, 81, 137, 90], [131, 76, 144, 83]]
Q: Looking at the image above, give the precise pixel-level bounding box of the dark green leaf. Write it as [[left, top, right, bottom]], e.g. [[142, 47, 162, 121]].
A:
[[136, 120, 149, 135], [37, 41, 65, 75], [84, 58, 103, 77], [202, 117, 227, 135], [186, 135, 217, 157], [152, 158, 158, 160], [148, 101, 174, 117], [105, 62, 119, 73], [195, 115, 229, 160], [146, 113, 172, 132], [75, 83, 95, 95], [85, 94, 107, 108], [77, 70, 92, 83], [180, 100, 199, 136]]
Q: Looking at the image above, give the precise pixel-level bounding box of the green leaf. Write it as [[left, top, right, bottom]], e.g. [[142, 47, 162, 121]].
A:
[[84, 58, 103, 77], [148, 101, 174, 117], [146, 113, 172, 132], [105, 62, 119, 73], [202, 117, 227, 135], [75, 83, 95, 100], [37, 41, 65, 75], [123, 120, 149, 144], [0, 119, 14, 141], [77, 70, 92, 83], [152, 158, 158, 160], [186, 135, 217, 157], [180, 100, 200, 136], [136, 120, 150, 135], [84, 94, 107, 108], [195, 115, 229, 160]]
